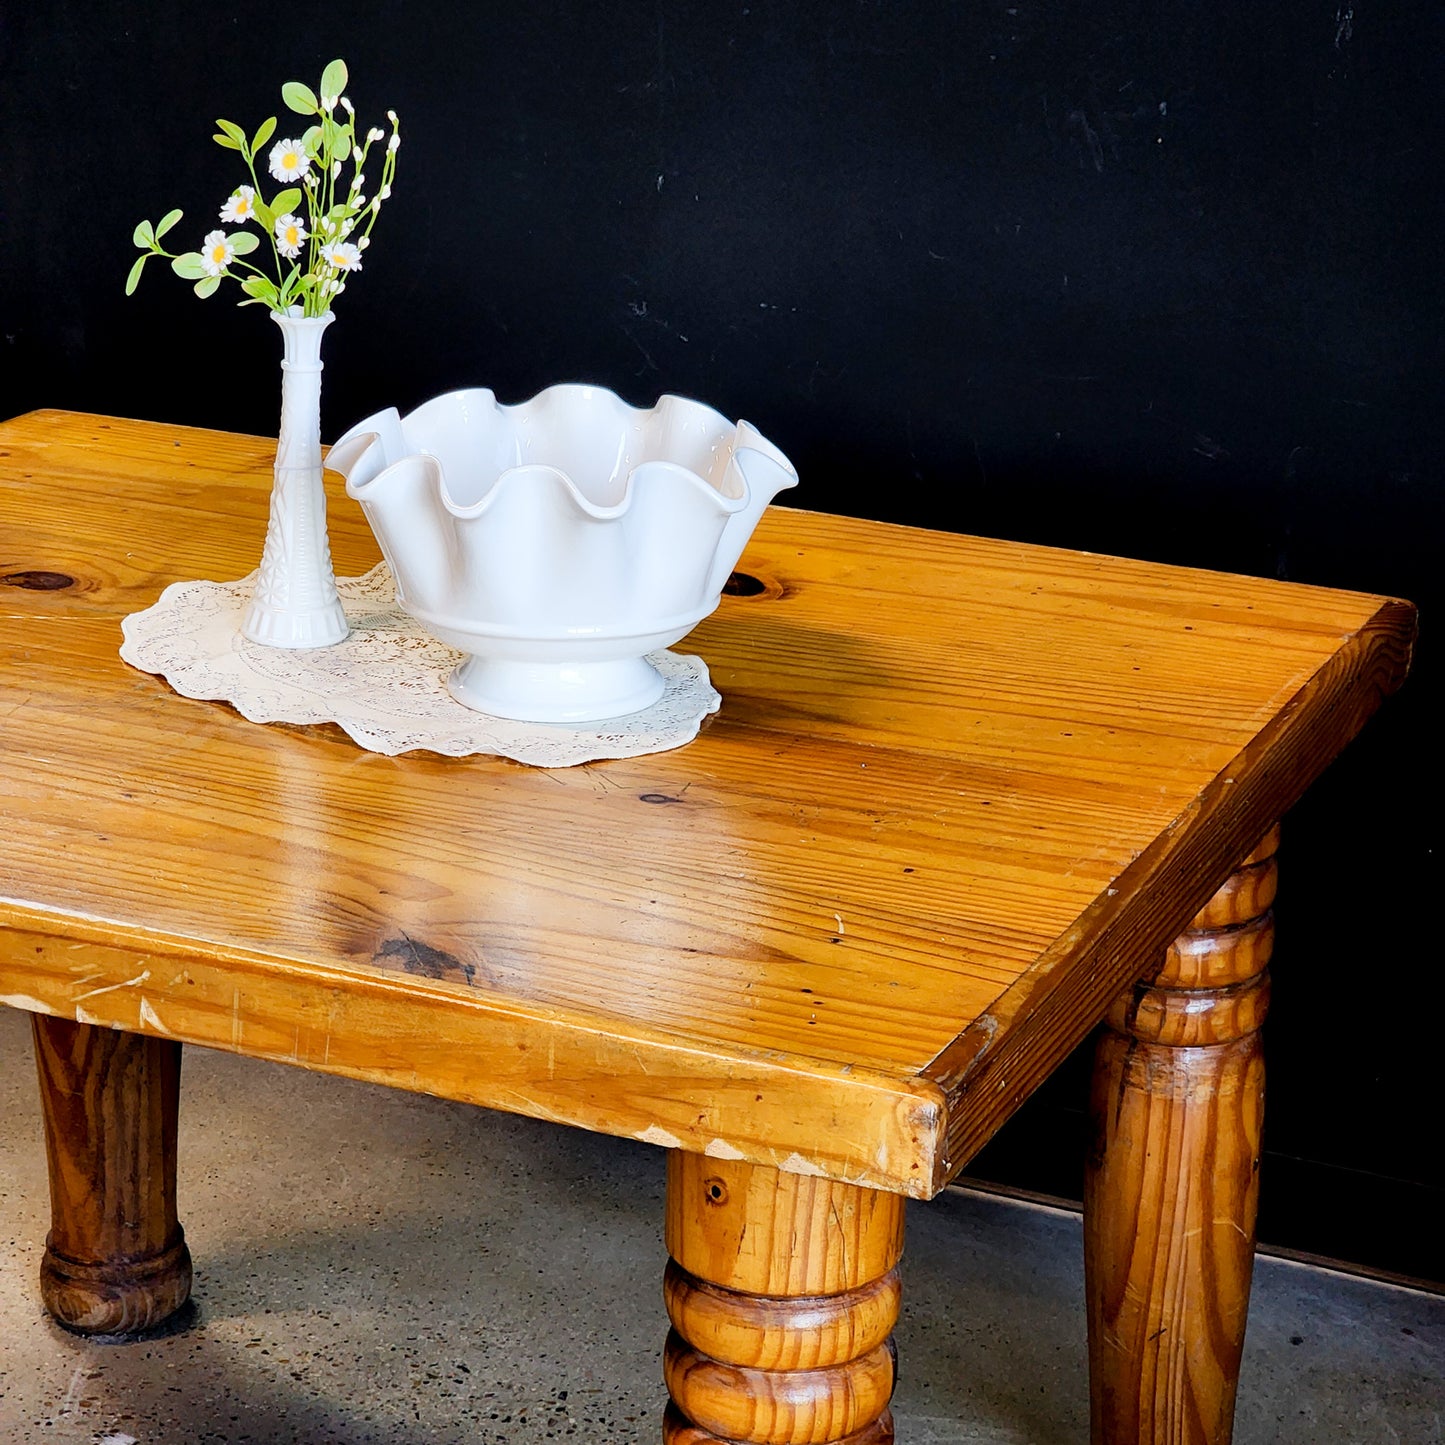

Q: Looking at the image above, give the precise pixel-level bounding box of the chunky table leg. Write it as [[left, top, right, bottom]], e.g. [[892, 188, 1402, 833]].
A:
[[1084, 827, 1278, 1445], [31, 1015, 192, 1334], [663, 1152, 904, 1444]]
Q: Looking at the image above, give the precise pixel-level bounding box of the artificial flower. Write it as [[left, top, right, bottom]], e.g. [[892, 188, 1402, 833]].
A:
[[268, 138, 310, 182], [128, 60, 397, 319], [322, 242, 362, 272], [200, 230, 235, 276], [274, 213, 308, 259], [219, 185, 255, 224]]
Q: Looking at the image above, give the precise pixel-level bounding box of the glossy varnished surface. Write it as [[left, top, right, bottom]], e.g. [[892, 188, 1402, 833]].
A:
[[0, 412, 1415, 1194]]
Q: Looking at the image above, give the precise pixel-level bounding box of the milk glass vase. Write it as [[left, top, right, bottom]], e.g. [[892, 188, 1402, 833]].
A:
[[240, 309, 349, 647]]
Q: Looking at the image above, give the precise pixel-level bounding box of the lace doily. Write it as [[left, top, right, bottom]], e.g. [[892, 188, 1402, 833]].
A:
[[119, 564, 721, 766]]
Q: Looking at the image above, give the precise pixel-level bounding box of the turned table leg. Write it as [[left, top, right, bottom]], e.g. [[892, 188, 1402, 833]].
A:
[[663, 1152, 904, 1444], [31, 1015, 192, 1334], [1084, 827, 1278, 1445]]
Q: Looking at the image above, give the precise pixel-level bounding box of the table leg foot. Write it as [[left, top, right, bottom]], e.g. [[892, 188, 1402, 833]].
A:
[[1084, 827, 1278, 1445], [32, 1015, 192, 1335], [663, 1153, 903, 1444]]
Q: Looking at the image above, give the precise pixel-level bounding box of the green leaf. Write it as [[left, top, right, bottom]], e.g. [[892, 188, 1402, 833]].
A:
[[252, 199, 275, 231], [229, 231, 260, 255], [301, 124, 324, 156], [124, 254, 148, 296], [320, 59, 348, 101], [132, 219, 154, 249], [194, 274, 221, 299], [155, 208, 183, 240], [212, 132, 242, 150], [282, 81, 319, 115], [270, 187, 302, 218], [250, 115, 277, 159], [216, 117, 247, 146], [171, 252, 207, 280], [241, 275, 279, 305]]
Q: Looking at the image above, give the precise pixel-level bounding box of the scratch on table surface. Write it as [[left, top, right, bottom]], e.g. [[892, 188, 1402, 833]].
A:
[[637, 1124, 683, 1149], [0, 993, 54, 1014], [138, 997, 168, 1033], [72, 969, 149, 1002], [231, 988, 242, 1047], [74, 1005, 104, 1027], [779, 1151, 829, 1178], [834, 912, 846, 935], [494, 1089, 572, 1127], [704, 1137, 746, 1160]]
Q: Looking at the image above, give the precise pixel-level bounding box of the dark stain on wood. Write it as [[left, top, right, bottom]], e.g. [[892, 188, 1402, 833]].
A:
[[375, 933, 481, 987], [723, 571, 767, 597], [4, 570, 75, 590]]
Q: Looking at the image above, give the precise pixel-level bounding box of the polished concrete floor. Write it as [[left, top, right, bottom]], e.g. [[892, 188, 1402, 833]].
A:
[[0, 1007, 1439, 1444]]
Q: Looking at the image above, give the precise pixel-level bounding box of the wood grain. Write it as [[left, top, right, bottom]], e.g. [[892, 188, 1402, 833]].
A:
[[31, 1015, 191, 1333], [0, 410, 1417, 1194], [1083, 830, 1279, 1445], [664, 1152, 902, 1444]]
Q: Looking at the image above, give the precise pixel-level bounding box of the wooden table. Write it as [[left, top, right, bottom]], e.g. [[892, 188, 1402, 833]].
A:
[[0, 410, 1415, 1444]]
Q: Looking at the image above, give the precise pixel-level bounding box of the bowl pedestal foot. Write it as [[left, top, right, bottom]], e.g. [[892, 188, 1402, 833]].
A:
[[447, 653, 666, 723]]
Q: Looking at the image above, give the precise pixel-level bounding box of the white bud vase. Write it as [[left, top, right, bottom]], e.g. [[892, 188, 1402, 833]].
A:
[[241, 309, 349, 648]]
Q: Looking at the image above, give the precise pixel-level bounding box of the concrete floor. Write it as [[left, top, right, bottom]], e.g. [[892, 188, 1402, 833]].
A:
[[0, 1008, 1439, 1444]]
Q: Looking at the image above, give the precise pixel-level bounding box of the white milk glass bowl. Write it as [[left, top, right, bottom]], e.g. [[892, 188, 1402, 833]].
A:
[[326, 384, 798, 723]]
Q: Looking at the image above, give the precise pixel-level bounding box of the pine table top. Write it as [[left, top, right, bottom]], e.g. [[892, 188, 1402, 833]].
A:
[[0, 410, 1415, 1196]]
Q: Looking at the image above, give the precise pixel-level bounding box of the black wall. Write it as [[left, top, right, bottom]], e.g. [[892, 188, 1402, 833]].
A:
[[3, 4, 1440, 1280]]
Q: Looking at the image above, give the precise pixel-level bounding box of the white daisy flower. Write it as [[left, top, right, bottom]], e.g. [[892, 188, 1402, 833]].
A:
[[219, 185, 255, 224], [274, 213, 308, 259], [322, 242, 362, 272], [200, 230, 234, 276], [268, 138, 310, 182]]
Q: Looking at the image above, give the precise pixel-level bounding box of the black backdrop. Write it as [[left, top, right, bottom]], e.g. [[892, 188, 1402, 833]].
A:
[[2, 3, 1440, 1281]]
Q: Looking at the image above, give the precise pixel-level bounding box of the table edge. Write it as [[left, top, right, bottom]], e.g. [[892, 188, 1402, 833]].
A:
[[0, 903, 949, 1198], [918, 593, 1417, 1192]]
